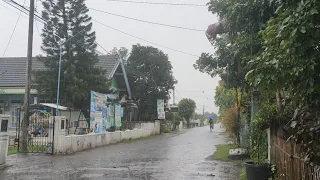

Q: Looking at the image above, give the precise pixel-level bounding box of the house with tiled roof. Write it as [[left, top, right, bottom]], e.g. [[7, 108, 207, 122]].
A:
[[0, 55, 131, 131]]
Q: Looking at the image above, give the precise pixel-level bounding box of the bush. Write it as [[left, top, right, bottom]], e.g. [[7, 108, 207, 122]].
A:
[[163, 128, 171, 133], [221, 107, 239, 141]]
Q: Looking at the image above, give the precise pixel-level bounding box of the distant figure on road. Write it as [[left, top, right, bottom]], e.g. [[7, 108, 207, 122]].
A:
[[209, 118, 214, 131]]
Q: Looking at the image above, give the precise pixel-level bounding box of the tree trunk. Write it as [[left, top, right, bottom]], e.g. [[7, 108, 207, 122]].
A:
[[276, 89, 282, 112]]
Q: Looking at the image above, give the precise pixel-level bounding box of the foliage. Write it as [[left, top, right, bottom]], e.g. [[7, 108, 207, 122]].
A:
[[34, 0, 109, 110], [240, 168, 247, 180], [221, 107, 240, 144], [254, 103, 278, 130], [126, 44, 176, 121], [178, 98, 196, 127], [248, 105, 275, 164], [215, 81, 236, 115], [244, 0, 320, 163], [199, 0, 320, 164], [163, 127, 171, 133], [165, 112, 183, 122], [249, 121, 268, 164]]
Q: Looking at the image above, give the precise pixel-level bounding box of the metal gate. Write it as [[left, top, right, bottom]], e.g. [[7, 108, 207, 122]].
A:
[[17, 109, 54, 154]]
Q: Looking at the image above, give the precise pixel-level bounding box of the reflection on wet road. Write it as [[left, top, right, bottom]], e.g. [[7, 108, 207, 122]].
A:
[[0, 124, 240, 180]]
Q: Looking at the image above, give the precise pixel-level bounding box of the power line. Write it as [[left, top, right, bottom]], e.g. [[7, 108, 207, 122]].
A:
[[1, 0, 29, 16], [96, 41, 109, 54], [0, 1, 26, 16], [93, 19, 200, 58], [1, 0, 45, 23], [89, 8, 205, 32], [8, 0, 46, 22], [2, 0, 27, 57], [104, 0, 206, 6]]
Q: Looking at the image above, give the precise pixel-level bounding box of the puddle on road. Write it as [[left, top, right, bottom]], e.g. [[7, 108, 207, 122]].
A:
[[182, 155, 241, 180]]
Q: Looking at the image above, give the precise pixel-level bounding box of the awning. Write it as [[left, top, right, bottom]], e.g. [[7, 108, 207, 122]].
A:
[[30, 103, 73, 111]]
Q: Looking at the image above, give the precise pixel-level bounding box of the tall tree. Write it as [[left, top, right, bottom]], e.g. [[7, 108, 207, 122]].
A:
[[34, 0, 109, 112], [178, 98, 196, 127], [126, 44, 176, 121], [214, 81, 236, 115]]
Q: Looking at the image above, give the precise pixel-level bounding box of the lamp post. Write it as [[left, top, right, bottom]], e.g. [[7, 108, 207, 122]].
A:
[[55, 28, 86, 116], [56, 44, 63, 116]]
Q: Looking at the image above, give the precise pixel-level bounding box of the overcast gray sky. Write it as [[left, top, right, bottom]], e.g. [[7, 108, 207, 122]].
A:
[[0, 0, 220, 114]]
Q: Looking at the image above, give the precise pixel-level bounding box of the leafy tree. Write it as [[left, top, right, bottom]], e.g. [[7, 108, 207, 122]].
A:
[[178, 98, 196, 127], [214, 81, 236, 115], [34, 0, 109, 112], [126, 44, 176, 121], [165, 112, 182, 122], [200, 0, 320, 163]]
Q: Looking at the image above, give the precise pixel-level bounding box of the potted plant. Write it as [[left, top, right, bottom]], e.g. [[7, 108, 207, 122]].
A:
[[245, 115, 274, 180]]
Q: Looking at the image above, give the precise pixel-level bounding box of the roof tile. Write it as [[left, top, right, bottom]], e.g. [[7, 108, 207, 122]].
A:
[[0, 55, 120, 87]]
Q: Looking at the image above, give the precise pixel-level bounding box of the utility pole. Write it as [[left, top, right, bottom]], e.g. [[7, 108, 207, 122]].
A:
[[203, 105, 204, 116], [22, 0, 35, 152], [173, 88, 176, 130]]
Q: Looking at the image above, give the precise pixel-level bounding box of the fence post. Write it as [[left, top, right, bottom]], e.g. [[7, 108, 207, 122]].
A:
[[53, 116, 66, 154], [268, 127, 271, 162]]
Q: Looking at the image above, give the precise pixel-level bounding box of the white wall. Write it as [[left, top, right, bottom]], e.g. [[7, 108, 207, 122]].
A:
[[53, 118, 161, 154], [0, 135, 9, 166]]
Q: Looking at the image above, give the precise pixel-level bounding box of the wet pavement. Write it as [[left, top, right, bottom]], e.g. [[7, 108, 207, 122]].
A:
[[0, 124, 241, 180]]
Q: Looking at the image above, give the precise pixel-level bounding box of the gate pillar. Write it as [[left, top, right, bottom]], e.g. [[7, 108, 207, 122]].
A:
[[53, 116, 66, 154]]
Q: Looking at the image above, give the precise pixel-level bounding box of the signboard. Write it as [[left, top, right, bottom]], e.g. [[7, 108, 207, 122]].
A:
[[157, 99, 165, 119], [0, 88, 37, 94], [90, 91, 108, 133]]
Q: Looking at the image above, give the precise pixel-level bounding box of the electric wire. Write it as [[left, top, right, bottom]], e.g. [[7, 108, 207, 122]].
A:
[[93, 19, 200, 58], [2, 0, 27, 57], [89, 7, 205, 32], [104, 0, 206, 7]]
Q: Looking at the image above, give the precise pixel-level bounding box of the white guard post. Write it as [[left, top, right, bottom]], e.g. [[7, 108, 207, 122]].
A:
[[53, 116, 67, 154], [0, 115, 9, 166]]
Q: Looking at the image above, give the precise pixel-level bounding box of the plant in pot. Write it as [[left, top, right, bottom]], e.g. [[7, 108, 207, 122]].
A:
[[245, 104, 277, 180]]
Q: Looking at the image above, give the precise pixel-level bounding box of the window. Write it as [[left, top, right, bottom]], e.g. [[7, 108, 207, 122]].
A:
[[61, 120, 65, 130], [1, 119, 8, 132], [10, 100, 21, 103], [74, 121, 78, 127]]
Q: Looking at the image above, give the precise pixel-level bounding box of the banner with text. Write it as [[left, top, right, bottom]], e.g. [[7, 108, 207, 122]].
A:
[[157, 99, 165, 119], [90, 91, 108, 133]]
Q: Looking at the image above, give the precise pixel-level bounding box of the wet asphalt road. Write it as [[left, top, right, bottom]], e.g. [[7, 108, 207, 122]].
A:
[[0, 124, 240, 180]]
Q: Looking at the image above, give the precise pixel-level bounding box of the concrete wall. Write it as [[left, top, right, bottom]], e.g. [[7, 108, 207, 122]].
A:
[[53, 118, 160, 154], [0, 135, 9, 166]]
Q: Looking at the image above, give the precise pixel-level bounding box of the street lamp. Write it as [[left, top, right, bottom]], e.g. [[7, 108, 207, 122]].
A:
[[55, 28, 86, 116]]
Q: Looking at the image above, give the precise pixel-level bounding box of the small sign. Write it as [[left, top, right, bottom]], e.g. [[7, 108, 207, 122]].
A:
[[34, 97, 38, 104], [157, 99, 165, 119]]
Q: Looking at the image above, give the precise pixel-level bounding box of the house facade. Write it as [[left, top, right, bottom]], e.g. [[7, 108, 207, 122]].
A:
[[0, 55, 131, 135]]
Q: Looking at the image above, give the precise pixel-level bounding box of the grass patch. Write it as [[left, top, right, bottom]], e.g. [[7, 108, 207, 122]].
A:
[[163, 128, 171, 133], [7, 145, 50, 155], [213, 144, 231, 161], [240, 167, 247, 180], [8, 146, 18, 155]]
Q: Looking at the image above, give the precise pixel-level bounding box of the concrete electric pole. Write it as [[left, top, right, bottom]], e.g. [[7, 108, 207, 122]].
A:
[[22, 0, 35, 152], [173, 87, 176, 130]]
